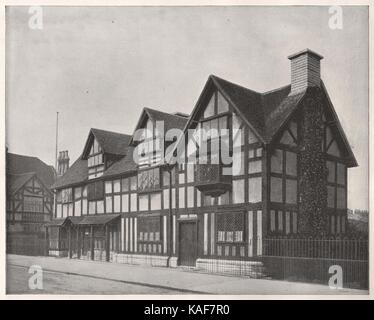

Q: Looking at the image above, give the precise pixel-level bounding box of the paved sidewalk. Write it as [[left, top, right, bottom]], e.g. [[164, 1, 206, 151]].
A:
[[6, 254, 368, 295]]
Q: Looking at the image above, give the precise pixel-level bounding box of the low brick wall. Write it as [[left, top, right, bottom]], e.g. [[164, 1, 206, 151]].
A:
[[196, 258, 266, 279], [111, 253, 173, 267], [49, 250, 68, 257], [261, 256, 368, 289]]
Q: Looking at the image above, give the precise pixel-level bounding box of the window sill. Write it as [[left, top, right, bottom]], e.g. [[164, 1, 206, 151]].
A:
[[137, 188, 162, 194], [217, 241, 245, 244], [138, 240, 163, 244]]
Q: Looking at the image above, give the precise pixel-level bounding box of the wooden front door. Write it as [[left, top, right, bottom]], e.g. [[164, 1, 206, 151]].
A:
[[178, 221, 197, 266]]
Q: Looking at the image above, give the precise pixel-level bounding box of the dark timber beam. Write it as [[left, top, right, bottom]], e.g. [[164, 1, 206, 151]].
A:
[[90, 225, 94, 260], [105, 225, 110, 262], [68, 225, 72, 259], [77, 226, 81, 259], [44, 226, 49, 256]]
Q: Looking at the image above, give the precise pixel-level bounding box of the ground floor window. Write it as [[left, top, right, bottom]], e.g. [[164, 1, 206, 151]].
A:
[[216, 212, 245, 257], [329, 213, 346, 234], [269, 210, 298, 235], [137, 216, 163, 254]]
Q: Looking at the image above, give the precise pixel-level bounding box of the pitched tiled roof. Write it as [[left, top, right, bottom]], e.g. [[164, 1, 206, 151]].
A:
[[130, 107, 189, 144], [144, 108, 189, 133], [44, 217, 68, 227], [6, 153, 55, 188], [81, 128, 132, 159], [264, 89, 306, 142], [44, 216, 84, 227], [76, 213, 121, 226], [52, 73, 357, 189], [211, 75, 300, 143], [212, 76, 356, 165], [90, 128, 132, 156], [102, 146, 137, 178], [211, 76, 265, 140], [51, 158, 88, 189], [7, 172, 35, 195]]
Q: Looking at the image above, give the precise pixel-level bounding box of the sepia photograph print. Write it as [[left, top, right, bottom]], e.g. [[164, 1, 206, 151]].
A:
[[3, 3, 370, 298]]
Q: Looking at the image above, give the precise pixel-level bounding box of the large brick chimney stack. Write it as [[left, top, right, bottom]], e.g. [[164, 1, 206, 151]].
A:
[[288, 49, 328, 236], [288, 49, 323, 94]]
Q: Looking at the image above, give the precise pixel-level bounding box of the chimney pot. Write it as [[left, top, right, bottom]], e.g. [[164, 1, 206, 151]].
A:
[[57, 150, 70, 176]]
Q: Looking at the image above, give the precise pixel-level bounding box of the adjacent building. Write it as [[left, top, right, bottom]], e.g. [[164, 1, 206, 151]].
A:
[[6, 151, 55, 254], [47, 49, 357, 270]]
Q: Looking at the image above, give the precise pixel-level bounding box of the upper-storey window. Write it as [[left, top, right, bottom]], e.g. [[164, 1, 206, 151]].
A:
[[202, 91, 229, 119], [198, 91, 230, 158], [87, 181, 104, 201], [88, 138, 104, 179], [61, 188, 73, 203], [23, 196, 43, 213], [56, 188, 73, 218], [137, 119, 162, 168], [197, 92, 230, 161], [138, 167, 161, 192]]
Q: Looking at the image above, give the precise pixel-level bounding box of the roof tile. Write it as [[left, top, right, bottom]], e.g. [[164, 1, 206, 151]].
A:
[[6, 153, 55, 187]]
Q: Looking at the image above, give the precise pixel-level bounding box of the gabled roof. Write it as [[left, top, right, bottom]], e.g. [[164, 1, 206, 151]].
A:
[[52, 72, 358, 191], [46, 214, 121, 226], [7, 172, 53, 196], [82, 128, 132, 159], [130, 107, 189, 145], [51, 157, 88, 189], [211, 75, 300, 143], [320, 81, 358, 167], [44, 217, 69, 227], [44, 216, 84, 227], [7, 172, 35, 195], [177, 74, 356, 166], [210, 75, 265, 141], [6, 152, 55, 187], [264, 88, 306, 142]]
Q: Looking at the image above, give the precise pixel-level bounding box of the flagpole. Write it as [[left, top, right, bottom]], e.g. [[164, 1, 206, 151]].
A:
[[55, 111, 59, 175]]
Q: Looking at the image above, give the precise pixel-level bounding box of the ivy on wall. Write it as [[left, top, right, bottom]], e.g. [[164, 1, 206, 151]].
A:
[[298, 87, 328, 236]]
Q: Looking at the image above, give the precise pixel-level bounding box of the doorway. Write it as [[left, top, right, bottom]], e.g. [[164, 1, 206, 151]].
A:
[[178, 221, 197, 266]]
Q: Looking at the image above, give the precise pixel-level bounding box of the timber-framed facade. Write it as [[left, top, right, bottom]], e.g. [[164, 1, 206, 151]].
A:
[[6, 152, 55, 255], [47, 49, 357, 271]]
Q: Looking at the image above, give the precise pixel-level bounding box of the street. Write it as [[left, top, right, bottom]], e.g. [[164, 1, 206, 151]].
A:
[[6, 255, 368, 295], [7, 264, 188, 294]]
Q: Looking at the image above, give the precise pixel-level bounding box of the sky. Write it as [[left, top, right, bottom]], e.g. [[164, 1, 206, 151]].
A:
[[5, 6, 368, 210]]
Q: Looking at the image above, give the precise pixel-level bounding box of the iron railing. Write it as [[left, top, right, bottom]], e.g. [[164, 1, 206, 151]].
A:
[[188, 237, 369, 290], [6, 235, 369, 290]]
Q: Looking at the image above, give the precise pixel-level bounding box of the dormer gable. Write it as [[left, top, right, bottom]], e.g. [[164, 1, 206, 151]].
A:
[[131, 108, 188, 168], [81, 128, 132, 179]]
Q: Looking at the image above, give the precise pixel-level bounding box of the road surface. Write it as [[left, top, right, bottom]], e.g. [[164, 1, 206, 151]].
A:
[[6, 255, 368, 295], [7, 264, 191, 294]]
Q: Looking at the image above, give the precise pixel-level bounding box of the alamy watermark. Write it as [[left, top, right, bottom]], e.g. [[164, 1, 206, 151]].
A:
[[28, 6, 43, 30], [132, 121, 243, 175], [328, 6, 343, 30], [28, 265, 43, 290], [328, 265, 343, 290]]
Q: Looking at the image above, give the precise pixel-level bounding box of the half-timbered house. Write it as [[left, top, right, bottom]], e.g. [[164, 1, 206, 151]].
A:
[[6, 152, 55, 254], [48, 49, 357, 271]]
